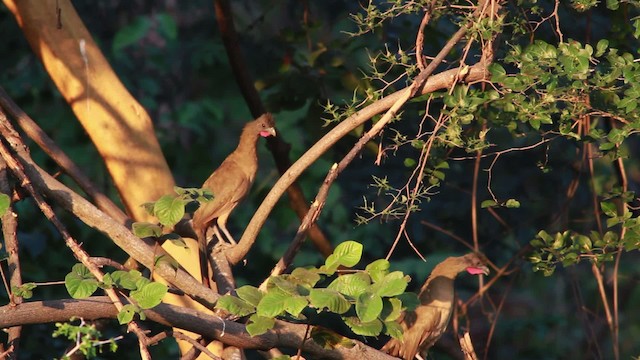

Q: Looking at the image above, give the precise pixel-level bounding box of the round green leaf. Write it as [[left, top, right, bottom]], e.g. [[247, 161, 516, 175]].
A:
[[117, 304, 139, 325], [328, 272, 371, 297], [256, 292, 288, 317], [236, 285, 264, 307], [246, 314, 275, 336], [132, 222, 163, 238], [65, 264, 98, 299], [284, 296, 308, 316], [356, 292, 383, 322], [330, 241, 363, 268], [216, 295, 256, 317], [130, 282, 168, 309], [153, 195, 186, 226], [366, 259, 390, 283], [344, 317, 383, 336], [371, 271, 409, 297], [309, 289, 351, 314]]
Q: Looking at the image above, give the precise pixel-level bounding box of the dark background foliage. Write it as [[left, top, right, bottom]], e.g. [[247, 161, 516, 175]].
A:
[[1, 0, 639, 359]]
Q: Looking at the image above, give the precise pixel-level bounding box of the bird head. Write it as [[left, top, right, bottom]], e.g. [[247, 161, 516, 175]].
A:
[[461, 253, 490, 276], [255, 113, 277, 137]]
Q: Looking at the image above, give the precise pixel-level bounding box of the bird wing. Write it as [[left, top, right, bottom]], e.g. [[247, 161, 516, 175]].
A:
[[192, 159, 252, 228]]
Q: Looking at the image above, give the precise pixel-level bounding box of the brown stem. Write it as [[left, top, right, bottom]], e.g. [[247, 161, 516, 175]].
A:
[[415, 0, 437, 69], [0, 157, 21, 359]]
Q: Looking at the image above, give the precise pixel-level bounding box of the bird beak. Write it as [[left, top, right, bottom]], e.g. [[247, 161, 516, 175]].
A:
[[466, 265, 490, 276], [260, 127, 276, 137]]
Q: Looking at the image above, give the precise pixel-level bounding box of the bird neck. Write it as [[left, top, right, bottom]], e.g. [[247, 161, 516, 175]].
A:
[[235, 127, 260, 158], [421, 275, 455, 304]]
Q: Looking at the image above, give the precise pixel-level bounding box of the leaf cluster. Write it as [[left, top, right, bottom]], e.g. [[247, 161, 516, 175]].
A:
[[216, 241, 419, 340], [529, 196, 640, 276], [52, 319, 118, 359], [64, 264, 168, 325]]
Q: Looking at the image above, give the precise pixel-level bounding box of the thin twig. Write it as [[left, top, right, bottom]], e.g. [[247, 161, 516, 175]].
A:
[[415, 0, 438, 69]]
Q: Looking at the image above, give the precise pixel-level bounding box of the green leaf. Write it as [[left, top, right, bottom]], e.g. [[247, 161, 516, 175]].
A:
[[65, 264, 99, 299], [112, 16, 151, 53], [311, 327, 356, 350], [371, 271, 409, 297], [403, 158, 416, 168], [236, 285, 264, 307], [153, 195, 186, 226], [110, 270, 143, 290], [246, 314, 275, 336], [132, 222, 163, 238], [380, 298, 403, 322], [216, 295, 256, 317], [284, 296, 308, 316], [256, 292, 288, 317], [600, 201, 618, 217], [366, 259, 390, 283], [0, 193, 10, 216], [384, 320, 404, 340], [343, 317, 383, 336], [130, 282, 167, 309], [606, 0, 619, 10], [268, 276, 301, 296], [595, 39, 609, 57], [505, 199, 520, 208], [481, 200, 498, 208], [155, 13, 177, 40], [309, 289, 351, 314], [325, 241, 363, 269], [356, 292, 383, 322], [12, 283, 37, 299], [117, 304, 139, 325], [328, 272, 371, 297], [290, 268, 321, 287]]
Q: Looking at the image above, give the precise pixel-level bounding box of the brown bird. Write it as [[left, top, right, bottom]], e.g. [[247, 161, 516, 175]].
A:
[[192, 113, 276, 284], [382, 253, 489, 360]]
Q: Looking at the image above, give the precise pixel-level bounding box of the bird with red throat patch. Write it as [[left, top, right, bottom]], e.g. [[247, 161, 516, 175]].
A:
[[382, 253, 489, 360], [192, 113, 276, 286]]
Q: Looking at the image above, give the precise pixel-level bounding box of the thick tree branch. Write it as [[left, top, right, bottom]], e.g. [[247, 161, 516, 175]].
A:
[[0, 297, 397, 360]]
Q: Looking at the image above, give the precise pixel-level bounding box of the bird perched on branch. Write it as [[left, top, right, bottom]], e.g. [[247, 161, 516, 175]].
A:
[[192, 113, 276, 285], [382, 253, 489, 360]]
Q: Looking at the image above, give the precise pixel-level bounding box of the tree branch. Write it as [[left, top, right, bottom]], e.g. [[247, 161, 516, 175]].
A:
[[0, 297, 397, 360]]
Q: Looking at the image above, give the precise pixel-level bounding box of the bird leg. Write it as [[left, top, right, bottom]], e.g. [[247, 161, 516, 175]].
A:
[[217, 223, 237, 245], [214, 213, 237, 245]]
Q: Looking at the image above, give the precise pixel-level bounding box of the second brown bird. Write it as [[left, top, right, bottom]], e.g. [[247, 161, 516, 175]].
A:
[[382, 253, 489, 360]]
